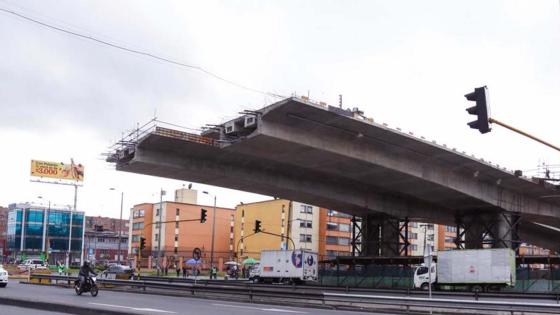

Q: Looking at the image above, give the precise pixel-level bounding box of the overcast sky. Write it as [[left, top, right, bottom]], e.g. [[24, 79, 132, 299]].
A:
[[1, 0, 559, 220]]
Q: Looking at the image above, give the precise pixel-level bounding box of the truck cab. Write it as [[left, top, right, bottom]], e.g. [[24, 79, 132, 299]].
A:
[[413, 264, 436, 290]]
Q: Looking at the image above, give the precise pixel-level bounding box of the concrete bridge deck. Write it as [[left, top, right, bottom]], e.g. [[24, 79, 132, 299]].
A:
[[108, 97, 560, 252]]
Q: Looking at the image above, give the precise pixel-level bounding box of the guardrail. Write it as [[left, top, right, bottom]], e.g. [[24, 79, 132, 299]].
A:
[[26, 274, 560, 314], [125, 274, 560, 302]]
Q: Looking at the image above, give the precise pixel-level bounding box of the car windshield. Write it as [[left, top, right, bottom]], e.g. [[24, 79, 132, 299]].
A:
[[417, 267, 429, 275]]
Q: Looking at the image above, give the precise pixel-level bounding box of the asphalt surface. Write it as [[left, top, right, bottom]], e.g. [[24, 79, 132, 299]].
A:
[[1, 304, 69, 315], [0, 280, 387, 315]]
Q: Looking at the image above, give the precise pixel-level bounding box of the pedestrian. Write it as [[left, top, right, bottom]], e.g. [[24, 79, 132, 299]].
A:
[[211, 266, 218, 280], [175, 263, 180, 277], [182, 261, 187, 278], [164, 262, 169, 276]]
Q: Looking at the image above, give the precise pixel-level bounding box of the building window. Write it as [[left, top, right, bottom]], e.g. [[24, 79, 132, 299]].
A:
[[299, 234, 312, 243], [155, 234, 159, 241], [338, 223, 350, 232], [409, 222, 418, 228], [156, 208, 160, 216], [445, 226, 457, 233], [132, 222, 144, 230], [97, 237, 105, 242], [409, 232, 418, 240], [175, 235, 178, 241], [300, 205, 313, 214], [325, 222, 350, 232], [411, 244, 418, 251], [326, 236, 350, 245], [445, 236, 455, 243], [299, 220, 312, 228], [174, 247, 178, 253], [175, 222, 179, 228], [176, 208, 180, 216]]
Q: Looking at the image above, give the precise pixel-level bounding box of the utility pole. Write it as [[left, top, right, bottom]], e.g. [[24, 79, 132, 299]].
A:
[[157, 189, 164, 276], [210, 195, 216, 269], [67, 184, 77, 269], [203, 191, 217, 269], [118, 191, 124, 265]]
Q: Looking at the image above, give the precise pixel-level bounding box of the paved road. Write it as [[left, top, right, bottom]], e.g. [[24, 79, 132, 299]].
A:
[[0, 280, 391, 315], [2, 304, 68, 315]]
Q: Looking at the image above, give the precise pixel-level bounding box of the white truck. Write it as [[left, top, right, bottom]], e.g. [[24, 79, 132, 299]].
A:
[[256, 250, 318, 284], [414, 248, 516, 292]]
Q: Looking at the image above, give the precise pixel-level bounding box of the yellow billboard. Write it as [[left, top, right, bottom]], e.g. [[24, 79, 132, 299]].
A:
[[30, 159, 85, 182]]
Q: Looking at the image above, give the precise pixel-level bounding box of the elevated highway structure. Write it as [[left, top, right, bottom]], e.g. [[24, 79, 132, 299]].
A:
[[107, 97, 560, 255]]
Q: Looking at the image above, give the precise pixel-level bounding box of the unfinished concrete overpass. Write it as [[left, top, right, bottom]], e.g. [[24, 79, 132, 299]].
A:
[[107, 97, 560, 255]]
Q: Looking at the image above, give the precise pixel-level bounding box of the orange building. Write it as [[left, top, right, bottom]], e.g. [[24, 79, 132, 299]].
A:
[[128, 189, 235, 270], [318, 208, 353, 260], [436, 225, 457, 251]]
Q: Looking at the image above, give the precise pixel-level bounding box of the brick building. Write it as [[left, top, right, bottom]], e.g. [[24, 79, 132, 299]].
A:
[[318, 208, 352, 260], [129, 189, 234, 270], [86, 216, 128, 235], [84, 227, 128, 262]]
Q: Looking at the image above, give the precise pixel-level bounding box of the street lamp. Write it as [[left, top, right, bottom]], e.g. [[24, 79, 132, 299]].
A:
[[109, 188, 124, 265], [202, 191, 217, 269], [37, 196, 51, 260], [419, 223, 434, 305], [156, 188, 166, 276]]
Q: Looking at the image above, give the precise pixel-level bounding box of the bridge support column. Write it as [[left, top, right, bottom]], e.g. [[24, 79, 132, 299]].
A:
[[455, 212, 520, 250], [361, 215, 409, 257]]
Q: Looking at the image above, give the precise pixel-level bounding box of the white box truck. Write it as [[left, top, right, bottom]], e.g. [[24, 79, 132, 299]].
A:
[[256, 250, 318, 284], [414, 248, 516, 292]]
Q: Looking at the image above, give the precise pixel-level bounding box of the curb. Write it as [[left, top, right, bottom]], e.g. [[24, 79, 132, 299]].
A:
[[0, 296, 137, 315]]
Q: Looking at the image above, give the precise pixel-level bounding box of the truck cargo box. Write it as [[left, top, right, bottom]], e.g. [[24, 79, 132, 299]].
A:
[[259, 250, 318, 282], [437, 248, 515, 286]]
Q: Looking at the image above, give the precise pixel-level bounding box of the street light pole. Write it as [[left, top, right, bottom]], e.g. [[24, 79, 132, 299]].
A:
[[118, 191, 124, 265], [110, 188, 125, 265], [157, 189, 164, 276], [203, 191, 217, 269]]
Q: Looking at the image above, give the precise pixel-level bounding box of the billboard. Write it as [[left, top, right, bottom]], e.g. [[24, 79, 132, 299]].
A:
[[30, 159, 85, 182]]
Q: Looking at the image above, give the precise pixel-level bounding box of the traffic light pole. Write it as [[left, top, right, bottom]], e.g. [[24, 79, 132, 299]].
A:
[[489, 118, 560, 153]]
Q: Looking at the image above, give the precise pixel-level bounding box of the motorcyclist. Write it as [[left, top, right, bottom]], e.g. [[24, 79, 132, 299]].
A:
[[78, 261, 97, 292]]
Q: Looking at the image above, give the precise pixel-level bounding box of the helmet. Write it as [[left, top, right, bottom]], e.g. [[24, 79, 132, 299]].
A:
[[83, 260, 90, 267]]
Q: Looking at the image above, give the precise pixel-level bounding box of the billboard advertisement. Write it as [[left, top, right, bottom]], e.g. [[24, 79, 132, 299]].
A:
[[30, 159, 85, 182]]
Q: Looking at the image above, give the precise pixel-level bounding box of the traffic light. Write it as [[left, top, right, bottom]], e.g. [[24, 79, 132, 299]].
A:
[[140, 237, 146, 251], [254, 220, 262, 233], [200, 208, 207, 223], [464, 86, 491, 134]]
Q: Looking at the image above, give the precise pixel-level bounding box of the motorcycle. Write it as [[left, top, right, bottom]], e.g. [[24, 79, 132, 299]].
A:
[[74, 275, 99, 297]]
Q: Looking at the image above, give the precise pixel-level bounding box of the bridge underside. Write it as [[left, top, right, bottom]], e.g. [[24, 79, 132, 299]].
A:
[[110, 98, 560, 253]]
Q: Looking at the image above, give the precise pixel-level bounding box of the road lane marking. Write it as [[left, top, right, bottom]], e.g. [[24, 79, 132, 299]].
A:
[[89, 302, 176, 313], [212, 303, 307, 313], [261, 309, 308, 313]]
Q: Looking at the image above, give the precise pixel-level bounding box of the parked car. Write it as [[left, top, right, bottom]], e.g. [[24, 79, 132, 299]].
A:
[[0, 265, 8, 287], [18, 259, 47, 271], [100, 264, 133, 280]]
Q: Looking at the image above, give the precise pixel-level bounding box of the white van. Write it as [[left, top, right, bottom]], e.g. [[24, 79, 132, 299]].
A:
[[18, 259, 47, 271]]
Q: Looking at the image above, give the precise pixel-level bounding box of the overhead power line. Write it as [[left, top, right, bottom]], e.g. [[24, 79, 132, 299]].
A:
[[0, 7, 285, 99]]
